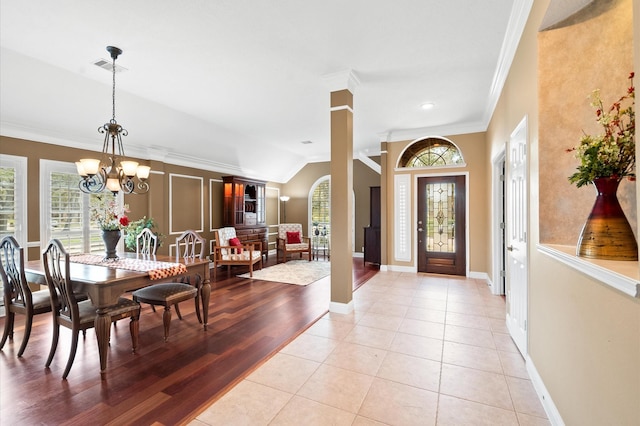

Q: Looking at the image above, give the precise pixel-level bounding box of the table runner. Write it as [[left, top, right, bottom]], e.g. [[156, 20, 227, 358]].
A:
[[70, 254, 187, 280]]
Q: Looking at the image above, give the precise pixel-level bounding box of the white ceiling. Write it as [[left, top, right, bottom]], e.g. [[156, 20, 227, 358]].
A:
[[1, 0, 534, 182]]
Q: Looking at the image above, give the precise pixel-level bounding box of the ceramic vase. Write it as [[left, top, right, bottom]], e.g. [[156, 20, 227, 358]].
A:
[[102, 229, 121, 260], [577, 177, 638, 261]]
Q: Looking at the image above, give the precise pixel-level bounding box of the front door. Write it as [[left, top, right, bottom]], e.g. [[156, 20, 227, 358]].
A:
[[417, 175, 466, 275]]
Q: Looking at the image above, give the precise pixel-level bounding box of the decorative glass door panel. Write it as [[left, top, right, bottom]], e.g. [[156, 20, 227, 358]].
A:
[[418, 175, 466, 275], [426, 182, 456, 253]]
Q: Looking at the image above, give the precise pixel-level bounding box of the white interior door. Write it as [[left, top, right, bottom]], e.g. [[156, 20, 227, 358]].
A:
[[506, 117, 528, 356]]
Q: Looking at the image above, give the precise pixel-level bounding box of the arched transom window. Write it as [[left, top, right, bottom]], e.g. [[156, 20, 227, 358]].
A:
[[398, 137, 464, 168]]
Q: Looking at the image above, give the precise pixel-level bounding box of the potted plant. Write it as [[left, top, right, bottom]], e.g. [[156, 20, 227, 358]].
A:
[[124, 216, 164, 252]]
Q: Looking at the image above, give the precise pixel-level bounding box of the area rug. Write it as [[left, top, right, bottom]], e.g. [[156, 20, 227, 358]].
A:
[[238, 260, 330, 286]]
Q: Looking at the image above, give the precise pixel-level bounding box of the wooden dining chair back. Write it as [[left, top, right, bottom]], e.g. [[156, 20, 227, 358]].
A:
[[136, 227, 158, 256], [43, 239, 141, 379], [175, 229, 206, 261], [0, 236, 52, 357], [132, 230, 206, 342]]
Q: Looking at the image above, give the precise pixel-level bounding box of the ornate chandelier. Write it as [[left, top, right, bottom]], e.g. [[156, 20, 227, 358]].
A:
[[76, 46, 150, 194]]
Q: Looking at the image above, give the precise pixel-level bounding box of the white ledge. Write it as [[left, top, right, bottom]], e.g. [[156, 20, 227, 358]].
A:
[[537, 244, 639, 298]]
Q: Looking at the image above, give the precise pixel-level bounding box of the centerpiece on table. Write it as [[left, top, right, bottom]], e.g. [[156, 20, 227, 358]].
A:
[[91, 195, 130, 260], [566, 71, 637, 260]]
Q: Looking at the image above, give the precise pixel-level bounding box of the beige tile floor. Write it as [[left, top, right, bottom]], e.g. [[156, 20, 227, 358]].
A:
[[191, 272, 549, 426]]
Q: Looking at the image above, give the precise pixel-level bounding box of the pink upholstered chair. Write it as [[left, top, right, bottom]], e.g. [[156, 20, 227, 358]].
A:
[[276, 223, 311, 263]]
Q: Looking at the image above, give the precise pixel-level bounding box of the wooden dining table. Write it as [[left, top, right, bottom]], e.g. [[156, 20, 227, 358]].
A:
[[24, 252, 211, 379]]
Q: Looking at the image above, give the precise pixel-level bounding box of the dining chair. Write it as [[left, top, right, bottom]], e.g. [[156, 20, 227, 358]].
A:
[[132, 230, 206, 342], [43, 239, 141, 379], [0, 236, 52, 357], [136, 227, 158, 256]]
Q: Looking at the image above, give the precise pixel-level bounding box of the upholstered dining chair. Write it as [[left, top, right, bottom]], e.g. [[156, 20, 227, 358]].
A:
[[132, 230, 206, 342], [0, 236, 53, 357], [43, 239, 140, 379], [136, 227, 158, 256], [276, 223, 312, 263]]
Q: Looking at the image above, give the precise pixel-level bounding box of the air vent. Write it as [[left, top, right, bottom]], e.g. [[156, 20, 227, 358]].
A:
[[93, 59, 127, 73], [301, 140, 313, 145]]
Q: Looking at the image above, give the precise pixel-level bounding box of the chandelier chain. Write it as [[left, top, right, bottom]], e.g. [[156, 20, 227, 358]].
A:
[[112, 55, 116, 121]]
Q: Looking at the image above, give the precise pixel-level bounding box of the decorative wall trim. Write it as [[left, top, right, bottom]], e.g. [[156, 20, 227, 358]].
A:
[[168, 173, 204, 235], [330, 105, 354, 113], [538, 244, 639, 298], [322, 69, 361, 94], [527, 355, 565, 426], [358, 152, 381, 175], [394, 174, 411, 262], [209, 178, 222, 232]]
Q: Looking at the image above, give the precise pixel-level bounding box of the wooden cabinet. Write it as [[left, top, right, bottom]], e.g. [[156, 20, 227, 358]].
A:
[[223, 176, 266, 228], [223, 176, 268, 258], [364, 186, 381, 265]]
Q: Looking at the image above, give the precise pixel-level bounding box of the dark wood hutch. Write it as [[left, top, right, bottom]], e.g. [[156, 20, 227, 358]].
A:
[[222, 176, 268, 259]]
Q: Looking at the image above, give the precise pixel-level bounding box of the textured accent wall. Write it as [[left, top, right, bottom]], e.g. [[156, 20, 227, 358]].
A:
[[539, 0, 635, 244]]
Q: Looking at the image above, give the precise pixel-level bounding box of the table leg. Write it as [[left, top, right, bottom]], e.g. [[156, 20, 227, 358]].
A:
[[95, 309, 111, 379], [201, 267, 211, 330]]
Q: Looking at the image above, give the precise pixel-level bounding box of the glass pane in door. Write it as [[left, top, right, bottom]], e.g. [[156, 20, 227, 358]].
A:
[[426, 182, 456, 253]]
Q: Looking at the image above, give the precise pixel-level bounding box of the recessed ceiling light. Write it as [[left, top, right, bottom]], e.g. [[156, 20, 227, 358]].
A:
[[421, 102, 435, 110]]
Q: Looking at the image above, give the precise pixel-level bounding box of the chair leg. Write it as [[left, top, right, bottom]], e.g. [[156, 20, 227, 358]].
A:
[[45, 321, 60, 368], [62, 330, 80, 379], [175, 303, 183, 320], [162, 306, 172, 342], [249, 262, 253, 277], [129, 315, 139, 353], [194, 294, 202, 324], [17, 312, 34, 357], [0, 311, 14, 349]]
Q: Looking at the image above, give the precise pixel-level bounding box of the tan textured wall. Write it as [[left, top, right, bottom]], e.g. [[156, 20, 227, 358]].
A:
[[384, 132, 488, 273], [487, 0, 640, 423], [539, 0, 636, 244]]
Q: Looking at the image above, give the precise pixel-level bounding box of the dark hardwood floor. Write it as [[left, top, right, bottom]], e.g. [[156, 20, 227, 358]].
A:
[[0, 257, 378, 425]]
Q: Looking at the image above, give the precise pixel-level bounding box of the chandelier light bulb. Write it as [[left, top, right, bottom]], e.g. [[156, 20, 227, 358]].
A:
[[136, 165, 151, 180], [80, 158, 101, 176], [120, 160, 139, 177]]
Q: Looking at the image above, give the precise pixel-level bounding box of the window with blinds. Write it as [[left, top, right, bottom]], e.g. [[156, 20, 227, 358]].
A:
[[0, 154, 27, 247], [41, 160, 119, 254], [311, 178, 330, 244], [0, 166, 17, 240]]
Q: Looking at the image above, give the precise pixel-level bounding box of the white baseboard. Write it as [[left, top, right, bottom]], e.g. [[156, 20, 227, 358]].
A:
[[384, 264, 416, 273], [468, 270, 489, 280], [329, 300, 354, 314], [526, 355, 564, 426]]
